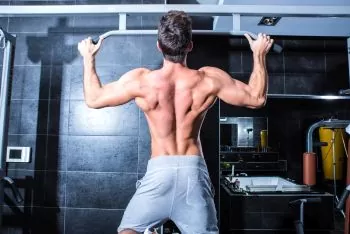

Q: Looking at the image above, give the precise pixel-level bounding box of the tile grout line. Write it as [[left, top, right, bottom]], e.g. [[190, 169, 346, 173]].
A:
[[40, 61, 53, 214], [63, 11, 77, 234]]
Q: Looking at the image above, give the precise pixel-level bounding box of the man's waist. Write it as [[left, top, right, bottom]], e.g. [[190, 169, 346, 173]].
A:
[[146, 155, 207, 171]]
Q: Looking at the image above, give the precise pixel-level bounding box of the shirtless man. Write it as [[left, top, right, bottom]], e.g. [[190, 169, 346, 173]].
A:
[[78, 10, 273, 234]]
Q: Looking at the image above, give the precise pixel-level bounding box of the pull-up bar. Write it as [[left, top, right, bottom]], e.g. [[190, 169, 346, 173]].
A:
[[92, 29, 284, 53]]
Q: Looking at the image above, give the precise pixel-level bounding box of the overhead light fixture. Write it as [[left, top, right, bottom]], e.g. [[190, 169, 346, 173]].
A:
[[258, 17, 281, 26]]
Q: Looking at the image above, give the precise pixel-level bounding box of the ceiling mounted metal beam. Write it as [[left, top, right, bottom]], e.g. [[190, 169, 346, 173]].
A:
[[0, 4, 349, 17]]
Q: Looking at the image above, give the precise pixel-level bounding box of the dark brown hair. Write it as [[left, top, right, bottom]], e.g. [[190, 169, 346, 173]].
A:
[[158, 10, 192, 63]]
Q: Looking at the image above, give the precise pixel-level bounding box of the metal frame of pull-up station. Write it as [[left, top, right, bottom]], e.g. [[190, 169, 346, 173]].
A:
[[0, 4, 349, 17], [1, 4, 350, 50], [0, 28, 16, 227], [0, 29, 15, 172]]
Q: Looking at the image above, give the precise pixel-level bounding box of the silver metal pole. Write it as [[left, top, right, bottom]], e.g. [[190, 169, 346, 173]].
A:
[[232, 14, 241, 32], [119, 13, 127, 30], [0, 35, 14, 228], [0, 5, 350, 17], [306, 119, 350, 153], [0, 39, 12, 171]]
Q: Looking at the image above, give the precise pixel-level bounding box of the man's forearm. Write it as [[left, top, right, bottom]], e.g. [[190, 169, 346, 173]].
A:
[[248, 53, 268, 101], [83, 56, 102, 105]]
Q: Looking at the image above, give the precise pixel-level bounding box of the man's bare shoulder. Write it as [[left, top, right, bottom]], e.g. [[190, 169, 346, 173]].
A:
[[127, 67, 152, 77], [197, 66, 235, 96], [198, 66, 225, 78], [122, 68, 152, 84]]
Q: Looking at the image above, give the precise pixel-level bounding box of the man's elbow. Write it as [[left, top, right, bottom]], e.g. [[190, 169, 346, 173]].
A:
[[249, 96, 267, 109], [85, 99, 102, 109]]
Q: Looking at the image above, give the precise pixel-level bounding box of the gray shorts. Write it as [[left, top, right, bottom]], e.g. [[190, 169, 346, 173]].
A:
[[118, 155, 218, 234]]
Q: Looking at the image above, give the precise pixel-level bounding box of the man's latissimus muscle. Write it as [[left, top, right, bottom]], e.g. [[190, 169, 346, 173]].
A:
[[136, 66, 217, 157]]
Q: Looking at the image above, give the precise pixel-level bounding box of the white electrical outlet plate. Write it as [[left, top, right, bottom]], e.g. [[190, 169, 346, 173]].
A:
[[6, 146, 31, 163]]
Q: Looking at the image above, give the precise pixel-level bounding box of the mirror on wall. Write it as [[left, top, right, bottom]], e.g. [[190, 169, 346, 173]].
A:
[[220, 117, 268, 151], [219, 116, 287, 177]]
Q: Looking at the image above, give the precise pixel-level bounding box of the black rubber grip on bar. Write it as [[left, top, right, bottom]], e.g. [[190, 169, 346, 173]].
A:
[[92, 37, 99, 45], [304, 197, 322, 203], [9, 182, 24, 203], [337, 189, 350, 210], [248, 33, 283, 53]]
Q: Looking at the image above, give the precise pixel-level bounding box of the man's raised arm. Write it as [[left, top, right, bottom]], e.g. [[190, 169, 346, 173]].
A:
[[202, 33, 273, 109], [78, 37, 147, 109]]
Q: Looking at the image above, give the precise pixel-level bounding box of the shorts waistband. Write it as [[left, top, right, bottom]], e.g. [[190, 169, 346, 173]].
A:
[[146, 155, 207, 172]]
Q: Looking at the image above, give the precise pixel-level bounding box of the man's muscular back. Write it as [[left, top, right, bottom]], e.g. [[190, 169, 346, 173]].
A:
[[136, 64, 217, 157], [79, 33, 272, 159]]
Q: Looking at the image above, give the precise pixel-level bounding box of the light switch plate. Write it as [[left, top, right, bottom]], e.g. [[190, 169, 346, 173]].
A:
[[6, 146, 31, 163]]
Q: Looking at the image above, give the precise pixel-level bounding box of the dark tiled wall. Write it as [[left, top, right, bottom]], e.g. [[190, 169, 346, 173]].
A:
[[221, 37, 350, 181], [223, 37, 348, 95], [1, 1, 349, 234]]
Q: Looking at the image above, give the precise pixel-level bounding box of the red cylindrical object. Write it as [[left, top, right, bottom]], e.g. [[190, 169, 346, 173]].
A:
[[303, 152, 316, 186]]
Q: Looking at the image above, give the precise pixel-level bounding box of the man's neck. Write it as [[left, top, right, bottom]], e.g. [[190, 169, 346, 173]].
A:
[[162, 59, 187, 69]]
